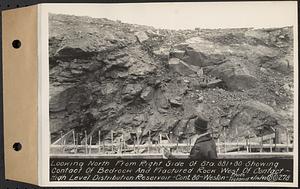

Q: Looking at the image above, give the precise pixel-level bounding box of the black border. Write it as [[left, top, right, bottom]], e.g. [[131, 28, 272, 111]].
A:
[[0, 0, 299, 188]]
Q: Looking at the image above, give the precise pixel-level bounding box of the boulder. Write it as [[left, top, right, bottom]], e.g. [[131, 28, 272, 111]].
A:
[[122, 83, 143, 100], [140, 86, 154, 101], [170, 49, 185, 59], [168, 58, 197, 76], [210, 60, 259, 91], [180, 37, 228, 67], [169, 97, 183, 107], [135, 31, 149, 43], [101, 83, 118, 95], [153, 47, 170, 60], [207, 79, 225, 89], [227, 100, 284, 141]]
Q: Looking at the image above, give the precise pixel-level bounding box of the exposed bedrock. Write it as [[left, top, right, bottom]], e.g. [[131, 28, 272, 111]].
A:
[[49, 14, 294, 145]]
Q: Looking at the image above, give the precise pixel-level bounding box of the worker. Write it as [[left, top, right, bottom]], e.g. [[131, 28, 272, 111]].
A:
[[163, 115, 217, 159], [189, 116, 217, 159]]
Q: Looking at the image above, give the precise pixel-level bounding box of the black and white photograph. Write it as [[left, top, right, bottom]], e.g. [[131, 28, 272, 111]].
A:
[[33, 2, 298, 186], [48, 3, 296, 160], [1, 2, 297, 187]]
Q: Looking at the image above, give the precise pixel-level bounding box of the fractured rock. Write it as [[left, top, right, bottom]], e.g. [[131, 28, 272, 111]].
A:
[[180, 37, 228, 67], [168, 58, 197, 76], [210, 60, 259, 91], [169, 97, 183, 107], [50, 86, 92, 112], [135, 31, 149, 43], [122, 83, 143, 100], [153, 47, 170, 60], [140, 86, 154, 101], [207, 79, 225, 89], [170, 49, 185, 59]]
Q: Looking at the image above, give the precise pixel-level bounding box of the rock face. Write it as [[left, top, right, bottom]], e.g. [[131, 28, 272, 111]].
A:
[[49, 14, 294, 145]]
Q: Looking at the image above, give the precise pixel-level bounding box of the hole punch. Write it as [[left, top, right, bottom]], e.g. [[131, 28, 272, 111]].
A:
[[12, 40, 21, 49], [13, 142, 22, 151]]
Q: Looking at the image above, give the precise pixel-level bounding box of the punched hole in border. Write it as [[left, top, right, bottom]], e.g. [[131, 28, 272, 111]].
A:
[[13, 142, 22, 151], [12, 40, 21, 49]]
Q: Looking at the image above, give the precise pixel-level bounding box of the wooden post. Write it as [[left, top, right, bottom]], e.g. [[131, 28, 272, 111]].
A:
[[217, 138, 221, 154], [159, 133, 162, 154], [103, 138, 105, 154], [85, 130, 87, 154], [249, 137, 251, 153], [123, 133, 125, 154], [176, 137, 179, 153], [60, 131, 63, 153], [270, 139, 272, 152], [223, 127, 227, 153], [89, 135, 92, 154], [111, 130, 114, 152], [246, 138, 249, 153], [119, 138, 121, 154], [72, 130, 76, 146], [63, 138, 66, 154], [137, 133, 140, 146], [236, 128, 239, 152], [72, 130, 76, 154], [286, 129, 290, 152], [76, 133, 79, 153], [260, 135, 263, 152], [76, 133, 79, 145], [274, 129, 278, 152], [133, 136, 136, 154], [159, 134, 162, 144], [148, 131, 151, 154], [98, 129, 101, 154], [60, 131, 63, 145]]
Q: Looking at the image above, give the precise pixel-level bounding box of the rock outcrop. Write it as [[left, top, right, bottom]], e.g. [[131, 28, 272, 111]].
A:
[[49, 14, 294, 145]]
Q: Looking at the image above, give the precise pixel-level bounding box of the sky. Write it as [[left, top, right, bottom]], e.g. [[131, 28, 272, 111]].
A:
[[44, 2, 297, 30]]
